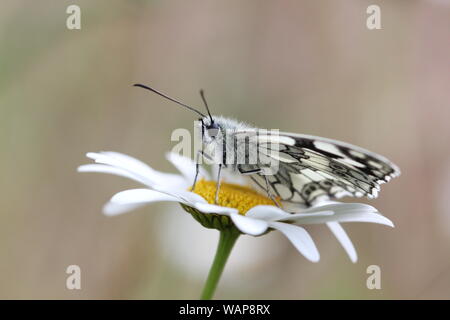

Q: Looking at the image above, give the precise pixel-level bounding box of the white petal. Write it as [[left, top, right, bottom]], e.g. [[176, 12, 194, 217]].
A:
[[103, 189, 181, 216], [80, 162, 191, 201], [287, 202, 395, 227], [292, 211, 394, 227], [103, 202, 148, 216], [245, 205, 291, 221], [78, 164, 146, 184], [102, 152, 158, 176], [110, 189, 180, 204], [105, 151, 189, 188], [86, 152, 153, 181], [193, 202, 238, 215], [86, 152, 186, 188], [269, 222, 320, 262], [230, 213, 269, 236], [338, 212, 394, 227], [327, 222, 357, 263], [276, 211, 335, 222], [152, 187, 207, 205], [304, 202, 377, 214], [166, 152, 210, 182], [181, 191, 208, 204]]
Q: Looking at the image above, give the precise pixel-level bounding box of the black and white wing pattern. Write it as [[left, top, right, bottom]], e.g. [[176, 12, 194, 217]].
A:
[[233, 130, 400, 206]]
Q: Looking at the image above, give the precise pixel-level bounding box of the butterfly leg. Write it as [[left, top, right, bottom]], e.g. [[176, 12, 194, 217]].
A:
[[214, 164, 222, 204], [191, 150, 203, 191], [264, 175, 281, 208], [192, 164, 199, 191]]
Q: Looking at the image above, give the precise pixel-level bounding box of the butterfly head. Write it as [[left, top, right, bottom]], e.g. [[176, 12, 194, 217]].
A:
[[200, 116, 221, 143]]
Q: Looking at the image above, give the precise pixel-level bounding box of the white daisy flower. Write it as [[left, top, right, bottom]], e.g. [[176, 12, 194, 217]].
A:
[[78, 151, 394, 264]]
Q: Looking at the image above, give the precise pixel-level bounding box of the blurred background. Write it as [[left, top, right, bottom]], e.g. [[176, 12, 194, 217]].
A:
[[1, 0, 450, 299]]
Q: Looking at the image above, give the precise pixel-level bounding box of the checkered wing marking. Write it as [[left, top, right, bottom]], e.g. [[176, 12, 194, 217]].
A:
[[234, 130, 400, 206]]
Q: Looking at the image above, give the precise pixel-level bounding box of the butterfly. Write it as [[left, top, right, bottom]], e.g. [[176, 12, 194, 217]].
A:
[[134, 83, 400, 208]]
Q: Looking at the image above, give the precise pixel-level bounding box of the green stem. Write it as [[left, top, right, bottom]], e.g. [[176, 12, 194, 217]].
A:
[[200, 228, 240, 300]]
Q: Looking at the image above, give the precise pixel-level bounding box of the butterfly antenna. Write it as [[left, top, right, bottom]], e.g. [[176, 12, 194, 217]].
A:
[[199, 89, 214, 123], [133, 83, 206, 118]]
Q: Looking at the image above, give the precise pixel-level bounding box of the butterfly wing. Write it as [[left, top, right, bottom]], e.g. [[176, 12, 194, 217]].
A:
[[232, 130, 400, 206]]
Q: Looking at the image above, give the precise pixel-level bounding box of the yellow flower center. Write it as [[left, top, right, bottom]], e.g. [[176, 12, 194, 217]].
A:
[[191, 179, 277, 215]]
